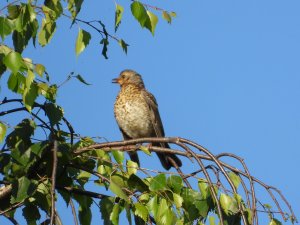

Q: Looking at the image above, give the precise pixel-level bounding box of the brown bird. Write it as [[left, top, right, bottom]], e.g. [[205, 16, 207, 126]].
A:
[[113, 69, 182, 170]]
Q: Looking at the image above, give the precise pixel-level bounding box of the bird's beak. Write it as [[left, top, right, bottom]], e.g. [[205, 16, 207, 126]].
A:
[[112, 77, 119, 84]]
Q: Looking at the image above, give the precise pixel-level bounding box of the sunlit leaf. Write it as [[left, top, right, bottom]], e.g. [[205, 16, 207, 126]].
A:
[[109, 180, 129, 202], [35, 64, 45, 77], [149, 174, 166, 191], [75, 28, 91, 56], [131, 1, 150, 28], [140, 145, 151, 155], [162, 11, 172, 24], [228, 172, 241, 189], [118, 39, 129, 54], [134, 202, 149, 222], [220, 193, 239, 215], [112, 150, 124, 164], [0, 17, 14, 40], [110, 204, 121, 225], [269, 218, 282, 225], [145, 11, 158, 35], [115, 4, 124, 31], [3, 51, 23, 74], [173, 193, 183, 208], [127, 160, 138, 175], [0, 122, 7, 143]]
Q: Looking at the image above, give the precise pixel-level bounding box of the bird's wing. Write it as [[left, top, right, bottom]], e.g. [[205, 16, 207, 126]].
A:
[[141, 90, 165, 137]]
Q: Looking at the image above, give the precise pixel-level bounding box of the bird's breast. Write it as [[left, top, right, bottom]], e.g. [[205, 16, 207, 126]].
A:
[[114, 92, 153, 138]]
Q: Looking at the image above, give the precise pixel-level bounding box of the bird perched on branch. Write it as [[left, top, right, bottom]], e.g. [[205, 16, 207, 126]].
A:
[[113, 69, 182, 170]]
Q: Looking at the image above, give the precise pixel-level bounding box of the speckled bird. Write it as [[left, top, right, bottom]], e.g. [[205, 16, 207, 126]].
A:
[[113, 69, 182, 170]]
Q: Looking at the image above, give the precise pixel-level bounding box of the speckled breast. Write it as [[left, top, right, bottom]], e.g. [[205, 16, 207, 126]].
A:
[[114, 89, 153, 139]]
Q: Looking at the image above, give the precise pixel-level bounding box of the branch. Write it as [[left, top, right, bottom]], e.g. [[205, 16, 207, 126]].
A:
[[75, 137, 297, 223], [50, 140, 58, 225]]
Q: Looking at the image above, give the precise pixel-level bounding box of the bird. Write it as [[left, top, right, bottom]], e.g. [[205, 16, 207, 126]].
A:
[[112, 69, 182, 170]]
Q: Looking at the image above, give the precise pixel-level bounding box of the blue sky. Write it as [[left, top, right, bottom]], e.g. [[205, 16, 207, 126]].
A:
[[1, 0, 299, 224]]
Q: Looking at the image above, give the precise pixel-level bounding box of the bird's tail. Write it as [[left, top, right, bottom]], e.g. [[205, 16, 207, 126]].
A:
[[156, 143, 182, 170], [128, 151, 140, 166]]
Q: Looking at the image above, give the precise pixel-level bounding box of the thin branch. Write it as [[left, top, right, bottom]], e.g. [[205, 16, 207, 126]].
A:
[[69, 198, 79, 225], [75, 137, 297, 223], [50, 140, 58, 225]]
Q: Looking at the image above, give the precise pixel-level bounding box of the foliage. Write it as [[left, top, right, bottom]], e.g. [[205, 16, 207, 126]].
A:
[[0, 0, 297, 225]]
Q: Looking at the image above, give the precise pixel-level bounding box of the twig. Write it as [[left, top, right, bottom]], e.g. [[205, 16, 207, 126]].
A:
[[50, 140, 58, 225], [69, 198, 79, 225]]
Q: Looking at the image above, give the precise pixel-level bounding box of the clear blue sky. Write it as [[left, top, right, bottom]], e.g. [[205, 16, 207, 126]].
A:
[[1, 0, 299, 224]]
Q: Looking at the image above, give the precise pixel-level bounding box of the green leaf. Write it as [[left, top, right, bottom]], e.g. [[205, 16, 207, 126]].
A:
[[23, 70, 38, 111], [131, 1, 150, 28], [8, 5, 21, 19], [6, 119, 36, 149], [23, 82, 38, 111], [173, 193, 183, 208], [44, 103, 64, 126], [157, 198, 175, 225], [38, 16, 56, 47], [45, 84, 57, 102], [112, 150, 124, 164], [21, 19, 38, 49], [140, 145, 151, 155], [45, 0, 63, 19], [100, 38, 109, 59], [170, 12, 177, 17], [228, 172, 241, 189], [30, 180, 51, 212], [25, 69, 35, 88], [198, 179, 209, 199], [0, 17, 14, 40], [79, 207, 92, 225], [75, 74, 91, 85], [181, 187, 204, 221], [73, 194, 93, 225], [149, 174, 166, 191], [68, 0, 83, 19], [3, 51, 23, 74], [115, 4, 124, 31], [134, 202, 149, 222], [127, 160, 138, 175], [128, 174, 149, 192], [7, 72, 25, 93], [167, 175, 183, 194], [269, 218, 282, 225], [22, 204, 41, 225], [118, 39, 129, 54], [145, 11, 158, 36], [11, 176, 36, 203], [109, 180, 129, 201], [77, 170, 91, 186], [110, 204, 121, 225], [100, 197, 114, 225], [75, 28, 91, 56], [264, 203, 272, 209], [35, 64, 45, 77], [0, 122, 6, 143], [125, 203, 133, 225], [219, 193, 239, 215], [162, 11, 172, 24], [147, 196, 158, 220]]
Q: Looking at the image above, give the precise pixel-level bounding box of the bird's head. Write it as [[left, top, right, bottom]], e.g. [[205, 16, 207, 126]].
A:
[[112, 70, 145, 88]]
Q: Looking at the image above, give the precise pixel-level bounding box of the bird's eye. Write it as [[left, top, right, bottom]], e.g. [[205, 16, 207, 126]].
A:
[[121, 74, 125, 78]]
